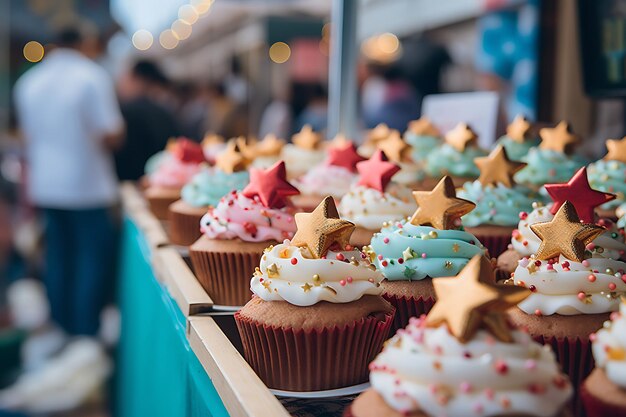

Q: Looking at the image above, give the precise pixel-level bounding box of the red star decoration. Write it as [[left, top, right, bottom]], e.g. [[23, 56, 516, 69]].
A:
[[242, 161, 300, 208], [326, 141, 366, 173], [172, 138, 206, 164], [356, 149, 400, 193], [545, 166, 616, 223]]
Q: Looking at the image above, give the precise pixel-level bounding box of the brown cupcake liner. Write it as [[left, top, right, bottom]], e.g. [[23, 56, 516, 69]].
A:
[[234, 310, 395, 392], [471, 234, 511, 259], [168, 206, 206, 246], [189, 247, 260, 306], [382, 293, 435, 334], [580, 377, 626, 417], [147, 195, 179, 220]]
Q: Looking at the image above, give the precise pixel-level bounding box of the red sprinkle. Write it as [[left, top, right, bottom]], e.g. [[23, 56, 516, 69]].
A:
[[494, 360, 508, 375], [529, 285, 536, 292], [381, 260, 388, 267], [609, 282, 617, 291], [383, 237, 390, 244], [519, 212, 528, 220], [290, 258, 298, 265]]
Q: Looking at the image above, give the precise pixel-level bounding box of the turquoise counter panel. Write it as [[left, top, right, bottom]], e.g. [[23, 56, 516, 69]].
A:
[[116, 218, 229, 417]]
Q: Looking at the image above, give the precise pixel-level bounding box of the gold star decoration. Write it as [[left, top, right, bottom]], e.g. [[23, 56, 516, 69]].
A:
[[474, 145, 527, 188], [539, 121, 579, 154], [410, 176, 476, 230], [407, 117, 440, 137], [367, 123, 395, 144], [235, 136, 258, 160], [377, 131, 412, 163], [292, 124, 322, 150], [605, 137, 626, 163], [426, 255, 530, 343], [255, 134, 285, 156], [291, 196, 355, 258], [530, 201, 605, 262], [215, 140, 250, 173], [330, 133, 351, 148], [202, 133, 225, 148], [445, 123, 478, 152], [266, 263, 280, 278], [506, 115, 533, 143]]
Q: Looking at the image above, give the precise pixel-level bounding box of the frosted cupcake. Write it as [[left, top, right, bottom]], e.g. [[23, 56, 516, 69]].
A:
[[377, 131, 426, 189], [235, 197, 394, 391], [619, 203, 626, 230], [293, 140, 364, 211], [189, 161, 299, 306], [582, 299, 626, 417], [588, 137, 626, 216], [514, 121, 587, 189], [249, 133, 285, 169], [201, 133, 225, 164], [338, 150, 415, 247], [367, 175, 487, 331], [347, 255, 572, 417], [281, 125, 326, 179], [495, 115, 540, 161], [403, 117, 441, 163], [425, 123, 487, 185], [145, 138, 205, 219], [458, 145, 542, 257], [359, 123, 395, 158], [168, 140, 250, 246]]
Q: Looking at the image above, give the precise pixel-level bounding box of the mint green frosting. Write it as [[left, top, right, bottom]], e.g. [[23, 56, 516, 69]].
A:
[[588, 160, 626, 209], [181, 168, 249, 207], [370, 222, 486, 281], [618, 203, 626, 229], [144, 150, 170, 175], [457, 181, 546, 227], [495, 135, 540, 161], [404, 132, 440, 163], [514, 147, 587, 186], [425, 144, 486, 178]]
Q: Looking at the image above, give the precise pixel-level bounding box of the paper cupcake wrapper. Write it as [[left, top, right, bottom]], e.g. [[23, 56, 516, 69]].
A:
[[382, 293, 435, 335], [534, 335, 594, 417], [580, 380, 626, 417], [234, 310, 395, 392], [189, 248, 260, 306], [470, 233, 511, 259], [147, 195, 179, 220], [168, 208, 204, 246]]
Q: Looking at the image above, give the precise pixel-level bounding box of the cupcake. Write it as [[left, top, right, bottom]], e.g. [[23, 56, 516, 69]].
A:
[[495, 115, 540, 161], [292, 140, 364, 211], [619, 203, 626, 231], [338, 150, 415, 247], [425, 123, 487, 186], [581, 299, 626, 417], [281, 125, 326, 179], [588, 136, 626, 217], [377, 130, 426, 189], [145, 138, 205, 220], [403, 117, 441, 163], [234, 197, 395, 391], [189, 161, 299, 306], [367, 175, 487, 331], [346, 255, 572, 417], [458, 145, 543, 257], [248, 133, 285, 169], [359, 123, 395, 158], [167, 140, 250, 246], [201, 133, 225, 164], [514, 121, 587, 189], [506, 201, 626, 411]]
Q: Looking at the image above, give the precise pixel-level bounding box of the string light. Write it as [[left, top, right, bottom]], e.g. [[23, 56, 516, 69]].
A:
[[178, 4, 199, 24], [23, 41, 44, 62], [159, 29, 179, 49], [132, 29, 153, 51], [171, 19, 192, 40], [190, 0, 213, 14], [269, 42, 291, 64]]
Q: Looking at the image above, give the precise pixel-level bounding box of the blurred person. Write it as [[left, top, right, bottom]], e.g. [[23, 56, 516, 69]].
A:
[[204, 82, 234, 135], [294, 83, 328, 134], [176, 82, 207, 141], [115, 60, 180, 180], [258, 83, 291, 139], [13, 26, 124, 337]]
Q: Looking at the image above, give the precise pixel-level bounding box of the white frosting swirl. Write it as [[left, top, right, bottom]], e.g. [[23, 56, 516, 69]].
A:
[[250, 242, 383, 306], [591, 301, 626, 388], [295, 164, 358, 198], [281, 144, 326, 178], [370, 317, 572, 417], [390, 162, 425, 186], [338, 183, 415, 230]]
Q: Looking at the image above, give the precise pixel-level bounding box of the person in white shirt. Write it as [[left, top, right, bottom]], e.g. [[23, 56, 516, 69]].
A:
[[14, 27, 124, 336]]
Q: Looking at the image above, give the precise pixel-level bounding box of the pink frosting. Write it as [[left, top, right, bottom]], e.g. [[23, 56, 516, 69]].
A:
[[149, 158, 203, 188], [200, 191, 296, 242]]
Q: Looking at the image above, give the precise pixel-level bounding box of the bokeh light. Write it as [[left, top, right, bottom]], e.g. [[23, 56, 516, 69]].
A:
[[171, 19, 192, 40], [191, 0, 213, 14], [132, 29, 153, 51], [23, 41, 44, 63], [269, 42, 291, 64], [378, 32, 399, 54], [159, 29, 179, 49], [178, 4, 199, 24]]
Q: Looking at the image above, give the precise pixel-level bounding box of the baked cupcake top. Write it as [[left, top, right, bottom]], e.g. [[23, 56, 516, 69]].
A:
[[377, 130, 425, 185], [512, 201, 626, 316], [425, 123, 487, 178], [591, 299, 626, 388], [250, 197, 384, 306], [494, 115, 540, 161], [588, 137, 626, 210], [514, 121, 587, 186], [149, 138, 205, 188], [403, 117, 441, 163], [368, 255, 571, 417], [457, 145, 541, 227], [368, 176, 485, 281], [199, 161, 298, 242], [338, 150, 415, 230], [295, 140, 364, 198]]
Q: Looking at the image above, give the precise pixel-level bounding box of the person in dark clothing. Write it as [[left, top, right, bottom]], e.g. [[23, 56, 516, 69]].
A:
[[115, 60, 180, 181]]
